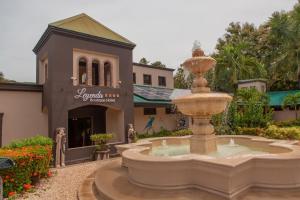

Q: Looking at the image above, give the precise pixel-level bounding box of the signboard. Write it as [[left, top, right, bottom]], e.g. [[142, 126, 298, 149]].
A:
[[74, 88, 119, 103]]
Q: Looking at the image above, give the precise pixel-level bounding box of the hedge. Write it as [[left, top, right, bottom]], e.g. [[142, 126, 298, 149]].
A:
[[0, 136, 53, 198], [137, 129, 192, 139]]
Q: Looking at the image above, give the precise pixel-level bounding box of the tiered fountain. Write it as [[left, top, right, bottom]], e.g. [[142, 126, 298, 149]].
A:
[[91, 43, 300, 200], [172, 41, 232, 154]]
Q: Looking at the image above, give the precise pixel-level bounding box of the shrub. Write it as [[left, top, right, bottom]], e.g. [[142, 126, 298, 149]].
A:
[[273, 120, 300, 127], [261, 125, 300, 140], [137, 129, 192, 139], [5, 135, 53, 149], [0, 136, 53, 197], [215, 125, 233, 135], [0, 144, 52, 197], [90, 133, 113, 151], [236, 127, 266, 136]]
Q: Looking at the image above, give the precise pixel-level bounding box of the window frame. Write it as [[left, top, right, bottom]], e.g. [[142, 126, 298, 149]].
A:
[[144, 107, 156, 115], [143, 74, 152, 85], [158, 76, 166, 87]]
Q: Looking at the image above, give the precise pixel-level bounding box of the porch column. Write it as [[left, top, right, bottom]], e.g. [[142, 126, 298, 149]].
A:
[[100, 61, 105, 86], [87, 58, 92, 86]]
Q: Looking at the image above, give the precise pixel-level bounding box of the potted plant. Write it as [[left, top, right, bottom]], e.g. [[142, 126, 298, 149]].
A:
[[90, 133, 113, 160]]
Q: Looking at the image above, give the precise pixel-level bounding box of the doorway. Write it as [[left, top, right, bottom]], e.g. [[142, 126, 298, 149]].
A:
[[68, 117, 92, 148], [68, 105, 107, 148]]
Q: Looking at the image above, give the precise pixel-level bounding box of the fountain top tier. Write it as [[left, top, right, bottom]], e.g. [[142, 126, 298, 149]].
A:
[[182, 43, 217, 93]]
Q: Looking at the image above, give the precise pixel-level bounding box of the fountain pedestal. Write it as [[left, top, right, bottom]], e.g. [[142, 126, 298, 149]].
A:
[[172, 42, 232, 154]]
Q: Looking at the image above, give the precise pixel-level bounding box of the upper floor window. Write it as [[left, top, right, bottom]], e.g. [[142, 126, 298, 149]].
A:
[[79, 58, 87, 85], [133, 73, 136, 84], [104, 62, 112, 87], [143, 74, 152, 85], [158, 76, 166, 87], [92, 60, 99, 86]]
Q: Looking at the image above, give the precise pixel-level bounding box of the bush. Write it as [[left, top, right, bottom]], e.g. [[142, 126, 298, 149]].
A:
[[236, 127, 266, 136], [0, 136, 53, 198], [261, 125, 300, 140], [90, 133, 113, 151], [5, 135, 53, 149], [273, 120, 300, 127], [137, 129, 192, 139]]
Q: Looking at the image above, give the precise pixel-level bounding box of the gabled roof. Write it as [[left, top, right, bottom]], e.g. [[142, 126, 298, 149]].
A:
[[49, 13, 134, 45], [33, 13, 135, 53]]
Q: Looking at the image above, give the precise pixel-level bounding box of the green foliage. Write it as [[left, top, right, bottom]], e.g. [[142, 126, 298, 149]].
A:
[[137, 129, 192, 139], [139, 57, 150, 65], [90, 133, 113, 151], [0, 136, 52, 198], [273, 119, 300, 127], [282, 92, 300, 119], [236, 127, 266, 136], [151, 61, 166, 68], [174, 65, 194, 89], [5, 135, 53, 149], [261, 125, 300, 140], [212, 1, 300, 92], [231, 88, 273, 128]]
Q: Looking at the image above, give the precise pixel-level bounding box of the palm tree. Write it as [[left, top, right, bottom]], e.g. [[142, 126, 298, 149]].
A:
[[282, 93, 300, 119]]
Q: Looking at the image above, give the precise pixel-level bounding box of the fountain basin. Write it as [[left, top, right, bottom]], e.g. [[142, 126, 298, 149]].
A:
[[172, 93, 232, 116], [116, 136, 300, 199]]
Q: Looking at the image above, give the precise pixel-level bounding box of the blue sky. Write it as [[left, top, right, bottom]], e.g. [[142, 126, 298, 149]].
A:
[[0, 0, 297, 82]]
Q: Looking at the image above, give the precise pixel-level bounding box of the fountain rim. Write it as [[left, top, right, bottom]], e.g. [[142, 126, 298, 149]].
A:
[[119, 135, 300, 168], [172, 92, 233, 103]]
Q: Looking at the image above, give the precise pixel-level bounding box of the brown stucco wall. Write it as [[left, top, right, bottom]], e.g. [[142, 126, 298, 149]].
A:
[[134, 107, 177, 133], [0, 91, 48, 146]]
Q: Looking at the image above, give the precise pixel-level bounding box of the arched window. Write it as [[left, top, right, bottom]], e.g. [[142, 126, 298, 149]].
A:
[[104, 62, 112, 87], [92, 60, 99, 86], [79, 58, 87, 85]]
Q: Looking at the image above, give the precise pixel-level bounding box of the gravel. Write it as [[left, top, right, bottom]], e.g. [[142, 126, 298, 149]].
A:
[[16, 161, 99, 200]]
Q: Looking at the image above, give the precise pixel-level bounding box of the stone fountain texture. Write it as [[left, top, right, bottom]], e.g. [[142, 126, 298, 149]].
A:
[[172, 46, 232, 154]]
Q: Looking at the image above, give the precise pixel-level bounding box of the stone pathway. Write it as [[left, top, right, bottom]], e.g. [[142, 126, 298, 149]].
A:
[[16, 161, 99, 200]]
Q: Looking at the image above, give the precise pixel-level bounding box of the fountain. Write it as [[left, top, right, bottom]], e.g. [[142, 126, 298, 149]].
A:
[[172, 41, 232, 154], [89, 43, 300, 200]]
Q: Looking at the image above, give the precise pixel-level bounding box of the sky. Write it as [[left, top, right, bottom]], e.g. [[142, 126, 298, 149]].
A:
[[0, 0, 297, 82]]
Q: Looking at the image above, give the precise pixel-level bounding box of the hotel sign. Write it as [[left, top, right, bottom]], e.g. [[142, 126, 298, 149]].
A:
[[74, 88, 119, 103]]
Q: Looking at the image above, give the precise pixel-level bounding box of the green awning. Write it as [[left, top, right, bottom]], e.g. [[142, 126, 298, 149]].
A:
[[267, 90, 300, 106], [133, 94, 171, 105]]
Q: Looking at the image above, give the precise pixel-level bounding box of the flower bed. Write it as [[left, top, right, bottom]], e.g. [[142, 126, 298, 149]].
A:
[[0, 136, 53, 198]]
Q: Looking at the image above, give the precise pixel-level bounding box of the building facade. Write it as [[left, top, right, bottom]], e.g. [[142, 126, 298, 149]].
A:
[[0, 13, 182, 163]]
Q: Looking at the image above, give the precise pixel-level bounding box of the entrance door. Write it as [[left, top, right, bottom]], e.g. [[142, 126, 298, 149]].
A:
[[68, 117, 92, 148], [68, 105, 107, 148]]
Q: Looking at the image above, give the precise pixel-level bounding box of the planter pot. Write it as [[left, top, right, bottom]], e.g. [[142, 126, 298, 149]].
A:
[[94, 149, 110, 160]]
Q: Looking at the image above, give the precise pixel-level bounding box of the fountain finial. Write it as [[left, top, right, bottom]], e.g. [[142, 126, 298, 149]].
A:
[[192, 40, 204, 57]]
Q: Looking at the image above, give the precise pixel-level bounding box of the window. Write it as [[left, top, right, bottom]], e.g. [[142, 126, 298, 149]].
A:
[[92, 60, 99, 86], [79, 58, 87, 85], [158, 76, 166, 87], [104, 62, 112, 87], [165, 107, 174, 114], [143, 74, 152, 85], [133, 73, 136, 84], [144, 108, 156, 115]]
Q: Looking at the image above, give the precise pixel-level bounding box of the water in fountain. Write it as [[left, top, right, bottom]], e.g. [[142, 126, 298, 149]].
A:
[[229, 138, 236, 147]]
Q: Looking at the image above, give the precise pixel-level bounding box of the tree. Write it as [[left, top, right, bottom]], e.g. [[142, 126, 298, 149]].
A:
[[0, 72, 4, 82], [282, 93, 300, 119], [139, 57, 150, 65], [232, 88, 273, 128], [150, 61, 166, 68], [174, 65, 193, 89]]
